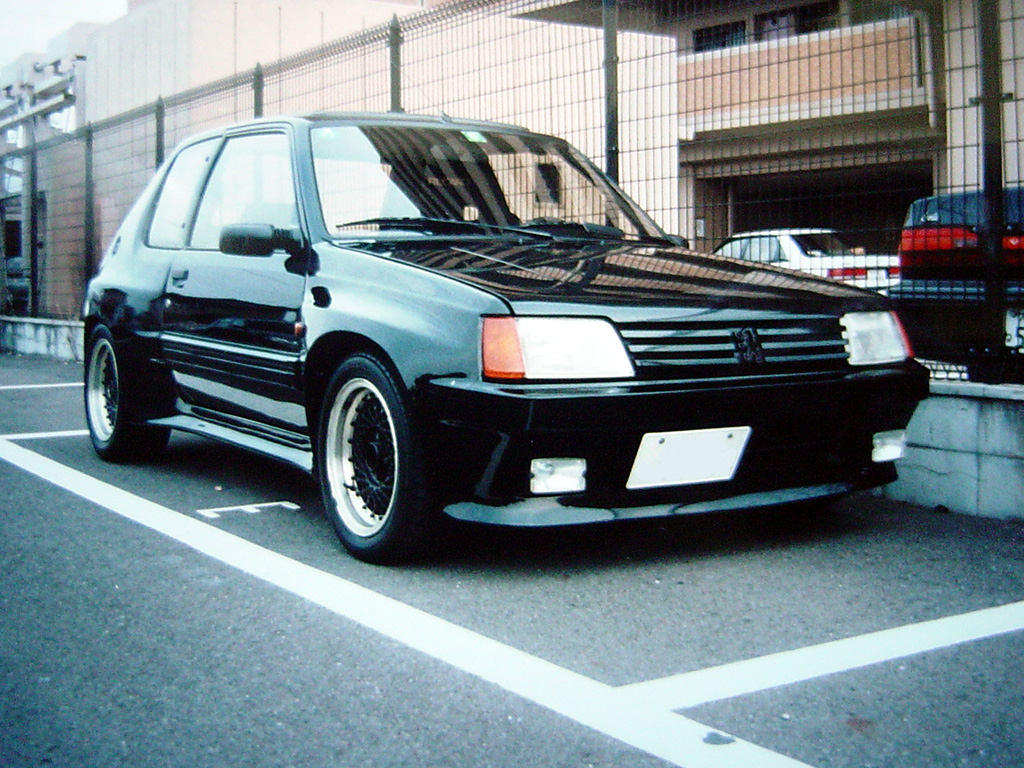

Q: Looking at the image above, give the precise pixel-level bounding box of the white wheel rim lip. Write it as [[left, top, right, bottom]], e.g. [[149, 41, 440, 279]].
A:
[[325, 377, 399, 538], [86, 339, 117, 442]]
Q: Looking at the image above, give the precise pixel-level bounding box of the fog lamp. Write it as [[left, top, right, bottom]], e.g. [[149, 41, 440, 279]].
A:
[[872, 430, 907, 463], [530, 458, 587, 494]]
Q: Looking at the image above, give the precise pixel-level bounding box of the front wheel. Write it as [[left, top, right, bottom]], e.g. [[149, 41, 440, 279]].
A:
[[316, 355, 430, 563], [84, 327, 170, 461]]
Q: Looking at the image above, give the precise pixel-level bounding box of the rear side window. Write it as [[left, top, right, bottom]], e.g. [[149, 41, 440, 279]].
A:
[[147, 139, 218, 249], [744, 236, 784, 263], [715, 239, 747, 259], [190, 132, 297, 251]]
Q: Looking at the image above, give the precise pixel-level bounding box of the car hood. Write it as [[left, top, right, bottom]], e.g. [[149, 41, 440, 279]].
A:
[[347, 237, 890, 314]]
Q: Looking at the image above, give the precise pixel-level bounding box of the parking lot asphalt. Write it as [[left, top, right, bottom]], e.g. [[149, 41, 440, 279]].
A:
[[2, 352, 1024, 768]]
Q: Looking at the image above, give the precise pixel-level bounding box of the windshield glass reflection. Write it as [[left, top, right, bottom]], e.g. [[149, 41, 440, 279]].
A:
[[310, 124, 665, 241]]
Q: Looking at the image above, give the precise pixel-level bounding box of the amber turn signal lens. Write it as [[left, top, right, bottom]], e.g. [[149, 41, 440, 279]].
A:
[[482, 316, 526, 380]]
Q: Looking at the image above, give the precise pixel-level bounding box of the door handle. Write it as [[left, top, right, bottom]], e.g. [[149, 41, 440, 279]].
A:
[[170, 268, 189, 285]]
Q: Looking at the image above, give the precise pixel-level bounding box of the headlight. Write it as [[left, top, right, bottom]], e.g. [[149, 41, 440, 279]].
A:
[[482, 316, 635, 380], [840, 311, 913, 366]]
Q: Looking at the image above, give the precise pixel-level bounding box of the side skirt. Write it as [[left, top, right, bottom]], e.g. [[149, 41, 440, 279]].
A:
[[149, 414, 313, 472]]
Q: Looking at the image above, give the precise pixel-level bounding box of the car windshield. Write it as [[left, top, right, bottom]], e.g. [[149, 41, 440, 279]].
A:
[[792, 232, 855, 257], [310, 124, 666, 241]]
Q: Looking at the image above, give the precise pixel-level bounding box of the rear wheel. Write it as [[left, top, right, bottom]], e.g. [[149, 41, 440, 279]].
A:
[[316, 355, 430, 563], [84, 327, 170, 461]]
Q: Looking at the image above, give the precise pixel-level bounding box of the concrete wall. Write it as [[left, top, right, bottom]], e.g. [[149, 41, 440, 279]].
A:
[[0, 317, 84, 361]]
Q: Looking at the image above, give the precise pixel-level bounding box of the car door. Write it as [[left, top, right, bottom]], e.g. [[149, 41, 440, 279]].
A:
[[160, 129, 309, 434]]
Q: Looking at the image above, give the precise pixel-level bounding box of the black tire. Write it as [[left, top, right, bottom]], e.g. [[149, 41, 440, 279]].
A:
[[84, 326, 170, 462], [316, 355, 431, 563]]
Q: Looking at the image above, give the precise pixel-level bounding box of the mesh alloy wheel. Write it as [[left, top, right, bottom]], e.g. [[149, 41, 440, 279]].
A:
[[85, 335, 120, 444], [324, 376, 399, 538]]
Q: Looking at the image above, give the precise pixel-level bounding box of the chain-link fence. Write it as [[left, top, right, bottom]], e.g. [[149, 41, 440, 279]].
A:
[[1, 0, 1021, 381]]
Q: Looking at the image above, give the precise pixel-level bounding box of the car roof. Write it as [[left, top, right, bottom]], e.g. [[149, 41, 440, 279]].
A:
[[181, 111, 539, 145]]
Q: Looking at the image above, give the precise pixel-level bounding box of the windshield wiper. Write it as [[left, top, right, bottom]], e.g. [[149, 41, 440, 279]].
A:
[[519, 218, 625, 240], [334, 217, 554, 241], [519, 217, 689, 248]]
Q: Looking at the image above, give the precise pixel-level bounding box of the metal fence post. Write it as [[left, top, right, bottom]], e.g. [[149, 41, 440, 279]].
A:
[[972, 0, 1009, 381], [389, 16, 403, 113], [603, 0, 619, 183], [253, 63, 264, 119], [24, 121, 39, 317], [84, 124, 96, 282], [155, 97, 166, 168]]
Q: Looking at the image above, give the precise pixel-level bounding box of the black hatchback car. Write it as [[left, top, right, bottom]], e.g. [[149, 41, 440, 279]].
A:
[[83, 113, 928, 562]]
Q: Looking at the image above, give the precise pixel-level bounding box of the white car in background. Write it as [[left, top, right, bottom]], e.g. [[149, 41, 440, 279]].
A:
[[712, 229, 900, 293]]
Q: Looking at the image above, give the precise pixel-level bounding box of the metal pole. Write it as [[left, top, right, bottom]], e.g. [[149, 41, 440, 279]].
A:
[[253, 63, 264, 119], [389, 16, 403, 113], [25, 120, 39, 317], [155, 97, 166, 168], [977, 0, 1006, 363], [84, 124, 95, 282], [603, 0, 619, 183]]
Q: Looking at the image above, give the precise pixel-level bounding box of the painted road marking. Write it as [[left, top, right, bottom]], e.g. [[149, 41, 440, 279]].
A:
[[196, 500, 301, 519], [0, 435, 812, 768], [617, 600, 1024, 711], [7, 429, 1024, 765], [0, 382, 84, 391], [0, 429, 89, 441]]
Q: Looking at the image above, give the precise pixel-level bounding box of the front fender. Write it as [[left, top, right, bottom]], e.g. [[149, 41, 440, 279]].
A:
[[302, 243, 508, 392]]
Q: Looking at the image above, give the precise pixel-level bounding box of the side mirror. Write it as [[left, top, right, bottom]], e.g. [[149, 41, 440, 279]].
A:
[[220, 223, 302, 257], [220, 223, 275, 256]]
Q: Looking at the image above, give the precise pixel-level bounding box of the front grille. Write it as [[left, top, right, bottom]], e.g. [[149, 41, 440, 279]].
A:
[[616, 311, 849, 383]]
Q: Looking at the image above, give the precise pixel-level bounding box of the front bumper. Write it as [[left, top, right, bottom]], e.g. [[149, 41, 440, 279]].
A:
[[419, 362, 929, 526], [443, 480, 882, 527]]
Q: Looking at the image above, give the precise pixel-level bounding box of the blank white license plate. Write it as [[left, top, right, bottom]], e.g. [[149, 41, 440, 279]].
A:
[[626, 426, 751, 490]]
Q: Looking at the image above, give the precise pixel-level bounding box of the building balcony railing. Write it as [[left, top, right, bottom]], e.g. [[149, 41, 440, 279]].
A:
[[679, 17, 928, 140]]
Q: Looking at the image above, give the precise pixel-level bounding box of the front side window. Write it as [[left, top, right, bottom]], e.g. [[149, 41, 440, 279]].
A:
[[148, 139, 217, 249], [190, 132, 297, 251], [793, 232, 854, 257]]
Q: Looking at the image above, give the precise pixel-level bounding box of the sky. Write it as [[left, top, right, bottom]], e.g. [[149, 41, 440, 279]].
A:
[[0, 0, 128, 68]]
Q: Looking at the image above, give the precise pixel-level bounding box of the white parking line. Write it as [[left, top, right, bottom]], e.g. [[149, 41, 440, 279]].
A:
[[0, 429, 89, 441], [6, 428, 1024, 765], [196, 500, 301, 519], [0, 382, 83, 391], [0, 435, 813, 768], [618, 600, 1024, 711]]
